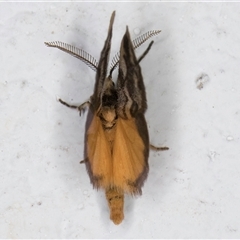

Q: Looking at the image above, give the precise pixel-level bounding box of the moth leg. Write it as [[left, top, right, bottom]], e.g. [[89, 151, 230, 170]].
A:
[[150, 144, 169, 151], [137, 40, 154, 63], [80, 158, 87, 164], [59, 98, 90, 116]]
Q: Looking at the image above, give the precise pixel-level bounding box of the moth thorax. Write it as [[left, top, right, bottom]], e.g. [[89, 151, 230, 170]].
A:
[[99, 107, 117, 130], [102, 107, 116, 121]]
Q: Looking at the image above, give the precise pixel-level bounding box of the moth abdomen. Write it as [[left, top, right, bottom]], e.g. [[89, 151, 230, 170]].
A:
[[105, 187, 124, 225]]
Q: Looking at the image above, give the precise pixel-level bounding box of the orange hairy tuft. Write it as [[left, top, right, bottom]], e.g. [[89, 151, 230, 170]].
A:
[[105, 188, 124, 225]]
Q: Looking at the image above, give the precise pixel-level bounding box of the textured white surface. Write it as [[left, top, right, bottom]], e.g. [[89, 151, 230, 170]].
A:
[[1, 2, 240, 238]]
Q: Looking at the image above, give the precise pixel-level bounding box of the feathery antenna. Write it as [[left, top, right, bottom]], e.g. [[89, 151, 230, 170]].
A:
[[45, 41, 98, 71]]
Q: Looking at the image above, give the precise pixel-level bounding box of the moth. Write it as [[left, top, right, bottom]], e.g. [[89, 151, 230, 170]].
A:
[[45, 11, 168, 225]]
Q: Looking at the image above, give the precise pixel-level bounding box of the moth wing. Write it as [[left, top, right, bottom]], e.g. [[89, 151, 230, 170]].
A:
[[92, 11, 115, 111], [87, 114, 112, 189], [112, 118, 148, 195], [117, 26, 147, 119]]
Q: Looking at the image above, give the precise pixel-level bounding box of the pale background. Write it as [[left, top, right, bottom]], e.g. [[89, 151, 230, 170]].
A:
[[1, 2, 240, 238]]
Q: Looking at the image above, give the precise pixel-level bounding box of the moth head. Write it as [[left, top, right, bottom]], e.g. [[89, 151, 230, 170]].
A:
[[97, 76, 118, 112], [101, 76, 118, 108], [97, 76, 118, 127]]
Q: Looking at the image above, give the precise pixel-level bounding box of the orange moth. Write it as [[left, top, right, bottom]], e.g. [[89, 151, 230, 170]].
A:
[[45, 11, 168, 225]]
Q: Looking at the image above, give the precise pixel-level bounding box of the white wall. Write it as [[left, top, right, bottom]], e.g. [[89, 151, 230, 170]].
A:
[[1, 2, 240, 238]]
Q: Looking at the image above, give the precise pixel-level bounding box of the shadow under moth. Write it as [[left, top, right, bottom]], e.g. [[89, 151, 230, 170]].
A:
[[45, 11, 168, 225]]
